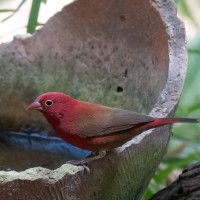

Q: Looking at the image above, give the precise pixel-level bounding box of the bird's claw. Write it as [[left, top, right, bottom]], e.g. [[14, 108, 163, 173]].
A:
[[66, 151, 106, 173], [66, 159, 90, 173]]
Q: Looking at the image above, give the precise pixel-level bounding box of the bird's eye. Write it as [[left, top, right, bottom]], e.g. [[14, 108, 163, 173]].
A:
[[45, 100, 53, 106]]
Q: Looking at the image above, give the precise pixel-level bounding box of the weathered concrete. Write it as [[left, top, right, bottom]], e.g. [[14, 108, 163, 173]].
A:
[[0, 0, 187, 199]]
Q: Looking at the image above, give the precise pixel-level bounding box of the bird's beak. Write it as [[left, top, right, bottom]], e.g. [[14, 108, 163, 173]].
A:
[[27, 100, 42, 111]]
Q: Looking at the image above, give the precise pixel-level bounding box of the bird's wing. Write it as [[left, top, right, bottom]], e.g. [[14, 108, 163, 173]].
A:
[[74, 105, 154, 138]]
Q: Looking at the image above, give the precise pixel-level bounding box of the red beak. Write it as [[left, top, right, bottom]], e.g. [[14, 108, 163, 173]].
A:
[[27, 100, 42, 111]]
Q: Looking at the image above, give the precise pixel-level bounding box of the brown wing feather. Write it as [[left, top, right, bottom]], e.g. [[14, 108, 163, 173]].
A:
[[74, 103, 154, 138]]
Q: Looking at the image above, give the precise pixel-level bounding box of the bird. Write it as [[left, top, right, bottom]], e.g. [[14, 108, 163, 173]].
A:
[[27, 92, 199, 164]]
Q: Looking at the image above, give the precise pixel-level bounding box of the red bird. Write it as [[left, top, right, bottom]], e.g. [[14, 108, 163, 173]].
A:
[[27, 92, 198, 163]]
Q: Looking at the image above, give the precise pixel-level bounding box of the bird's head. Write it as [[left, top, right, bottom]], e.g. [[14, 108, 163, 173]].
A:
[[27, 92, 76, 119]]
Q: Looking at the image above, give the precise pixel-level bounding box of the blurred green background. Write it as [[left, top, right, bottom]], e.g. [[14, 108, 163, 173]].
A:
[[1, 0, 200, 199]]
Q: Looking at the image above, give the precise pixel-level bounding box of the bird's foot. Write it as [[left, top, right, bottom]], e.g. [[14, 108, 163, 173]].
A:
[[66, 160, 90, 173], [66, 151, 106, 172], [67, 151, 106, 165]]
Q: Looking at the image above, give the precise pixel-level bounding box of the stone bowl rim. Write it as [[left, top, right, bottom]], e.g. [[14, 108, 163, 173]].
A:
[[0, 0, 187, 179]]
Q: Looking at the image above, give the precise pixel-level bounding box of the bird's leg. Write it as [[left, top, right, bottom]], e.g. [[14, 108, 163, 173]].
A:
[[67, 151, 106, 165]]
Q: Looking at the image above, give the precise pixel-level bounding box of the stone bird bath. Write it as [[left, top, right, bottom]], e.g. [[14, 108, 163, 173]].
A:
[[0, 0, 187, 199]]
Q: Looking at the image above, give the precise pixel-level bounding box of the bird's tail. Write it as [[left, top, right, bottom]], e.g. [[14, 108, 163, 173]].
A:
[[147, 118, 199, 128]]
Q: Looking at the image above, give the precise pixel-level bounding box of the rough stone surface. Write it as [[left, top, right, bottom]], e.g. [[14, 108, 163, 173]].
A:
[[0, 0, 187, 199]]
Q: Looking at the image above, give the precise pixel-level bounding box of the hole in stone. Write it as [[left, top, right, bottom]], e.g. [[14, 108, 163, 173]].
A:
[[117, 86, 123, 93], [152, 58, 155, 65], [124, 69, 128, 77], [120, 15, 126, 21], [113, 46, 118, 52]]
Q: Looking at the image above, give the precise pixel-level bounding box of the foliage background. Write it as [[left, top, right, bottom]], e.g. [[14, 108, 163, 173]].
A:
[[0, 0, 200, 199]]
